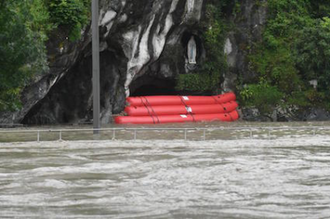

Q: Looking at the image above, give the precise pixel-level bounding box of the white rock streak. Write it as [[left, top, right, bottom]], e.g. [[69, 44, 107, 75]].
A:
[[124, 0, 183, 97], [122, 30, 137, 58], [121, 0, 126, 8], [100, 10, 117, 37], [153, 16, 173, 58], [224, 38, 233, 55], [153, 0, 179, 58], [101, 10, 117, 26], [187, 0, 195, 14], [170, 0, 180, 13], [184, 0, 203, 23], [98, 0, 204, 96], [125, 16, 155, 96]]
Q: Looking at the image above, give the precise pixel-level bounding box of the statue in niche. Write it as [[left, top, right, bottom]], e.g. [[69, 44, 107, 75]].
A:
[[187, 36, 197, 64]]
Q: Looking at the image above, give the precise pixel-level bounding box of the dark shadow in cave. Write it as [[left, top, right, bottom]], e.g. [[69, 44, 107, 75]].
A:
[[132, 84, 178, 96], [130, 77, 177, 96], [130, 76, 213, 97]]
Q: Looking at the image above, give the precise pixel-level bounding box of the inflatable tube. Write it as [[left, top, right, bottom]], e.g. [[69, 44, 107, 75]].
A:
[[115, 114, 193, 124], [114, 110, 239, 124], [125, 101, 238, 116], [193, 110, 239, 122], [126, 92, 236, 106]]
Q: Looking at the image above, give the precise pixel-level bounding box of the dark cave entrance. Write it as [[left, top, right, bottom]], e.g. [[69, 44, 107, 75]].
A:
[[129, 75, 213, 97], [129, 76, 178, 97], [132, 83, 178, 96]]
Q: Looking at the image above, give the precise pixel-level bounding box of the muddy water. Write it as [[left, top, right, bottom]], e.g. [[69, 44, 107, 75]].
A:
[[1, 137, 330, 218], [2, 121, 330, 142]]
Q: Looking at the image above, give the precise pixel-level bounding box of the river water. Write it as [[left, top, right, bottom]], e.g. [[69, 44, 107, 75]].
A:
[[1, 136, 330, 218]]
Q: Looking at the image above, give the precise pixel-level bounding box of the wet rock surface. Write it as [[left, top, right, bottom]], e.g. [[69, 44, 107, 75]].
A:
[[1, 0, 329, 125], [223, 0, 268, 92], [242, 107, 330, 122], [12, 0, 207, 125]]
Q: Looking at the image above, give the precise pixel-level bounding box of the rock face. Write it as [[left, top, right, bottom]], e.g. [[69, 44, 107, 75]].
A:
[[6, 0, 207, 125], [1, 0, 328, 125], [223, 0, 268, 92]]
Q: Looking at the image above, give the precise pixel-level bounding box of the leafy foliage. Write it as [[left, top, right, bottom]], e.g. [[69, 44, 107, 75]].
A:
[[241, 0, 330, 113], [176, 2, 228, 92], [240, 79, 284, 114], [0, 0, 50, 111], [295, 18, 330, 94], [46, 0, 90, 41], [0, 0, 90, 111]]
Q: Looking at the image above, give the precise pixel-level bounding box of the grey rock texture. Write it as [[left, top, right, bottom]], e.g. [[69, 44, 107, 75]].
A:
[[2, 0, 328, 125], [5, 0, 207, 125], [303, 108, 330, 122], [223, 0, 268, 92]]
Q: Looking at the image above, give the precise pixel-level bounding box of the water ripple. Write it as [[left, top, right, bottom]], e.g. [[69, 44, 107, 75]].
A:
[[0, 137, 330, 218]]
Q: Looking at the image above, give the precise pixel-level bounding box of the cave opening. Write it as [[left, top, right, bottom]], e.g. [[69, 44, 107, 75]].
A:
[[132, 84, 177, 96], [130, 77, 178, 97], [129, 75, 212, 97]]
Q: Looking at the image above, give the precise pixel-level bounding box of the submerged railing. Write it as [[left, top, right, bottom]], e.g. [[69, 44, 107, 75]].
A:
[[0, 126, 330, 142]]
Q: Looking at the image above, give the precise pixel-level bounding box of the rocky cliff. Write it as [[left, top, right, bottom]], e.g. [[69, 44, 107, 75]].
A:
[[0, 0, 270, 125]]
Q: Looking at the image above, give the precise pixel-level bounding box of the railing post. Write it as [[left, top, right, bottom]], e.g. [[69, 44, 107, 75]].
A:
[[6, 126, 330, 143], [92, 0, 100, 135], [112, 129, 116, 140]]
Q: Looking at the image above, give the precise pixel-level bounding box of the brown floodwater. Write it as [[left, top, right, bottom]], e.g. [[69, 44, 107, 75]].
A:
[[0, 131, 330, 218]]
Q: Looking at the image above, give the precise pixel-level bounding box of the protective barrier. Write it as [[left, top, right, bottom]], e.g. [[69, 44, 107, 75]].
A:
[[115, 110, 239, 124], [126, 92, 236, 106], [125, 101, 238, 116], [115, 92, 240, 124]]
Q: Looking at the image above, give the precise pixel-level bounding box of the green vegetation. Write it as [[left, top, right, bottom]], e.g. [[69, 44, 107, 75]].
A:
[[176, 1, 230, 92], [46, 0, 90, 41], [295, 18, 330, 96], [240, 79, 284, 114], [1, 0, 330, 117], [0, 0, 90, 111], [0, 0, 51, 110], [240, 0, 330, 114]]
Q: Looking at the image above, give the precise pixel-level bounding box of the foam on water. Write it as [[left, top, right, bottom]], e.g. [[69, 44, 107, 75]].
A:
[[0, 136, 330, 218]]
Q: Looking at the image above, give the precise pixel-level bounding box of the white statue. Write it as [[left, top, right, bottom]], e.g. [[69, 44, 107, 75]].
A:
[[187, 36, 197, 64]]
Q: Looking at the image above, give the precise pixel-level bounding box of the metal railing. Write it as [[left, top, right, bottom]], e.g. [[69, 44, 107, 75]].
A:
[[1, 126, 330, 142]]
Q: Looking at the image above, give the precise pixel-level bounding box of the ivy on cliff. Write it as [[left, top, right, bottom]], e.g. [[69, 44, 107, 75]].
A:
[[240, 0, 330, 114], [0, 0, 90, 111], [295, 18, 330, 97], [176, 1, 231, 92], [46, 0, 90, 41], [0, 0, 51, 111]]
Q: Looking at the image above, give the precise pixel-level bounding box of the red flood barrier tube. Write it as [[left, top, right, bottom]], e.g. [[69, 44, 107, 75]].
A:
[[194, 110, 239, 122], [125, 101, 239, 116], [126, 92, 236, 106], [115, 114, 193, 124], [114, 110, 239, 124]]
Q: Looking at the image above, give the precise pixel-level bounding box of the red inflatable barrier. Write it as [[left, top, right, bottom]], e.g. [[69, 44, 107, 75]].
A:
[[114, 110, 239, 124], [126, 92, 236, 106], [193, 110, 239, 122], [125, 101, 239, 116]]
